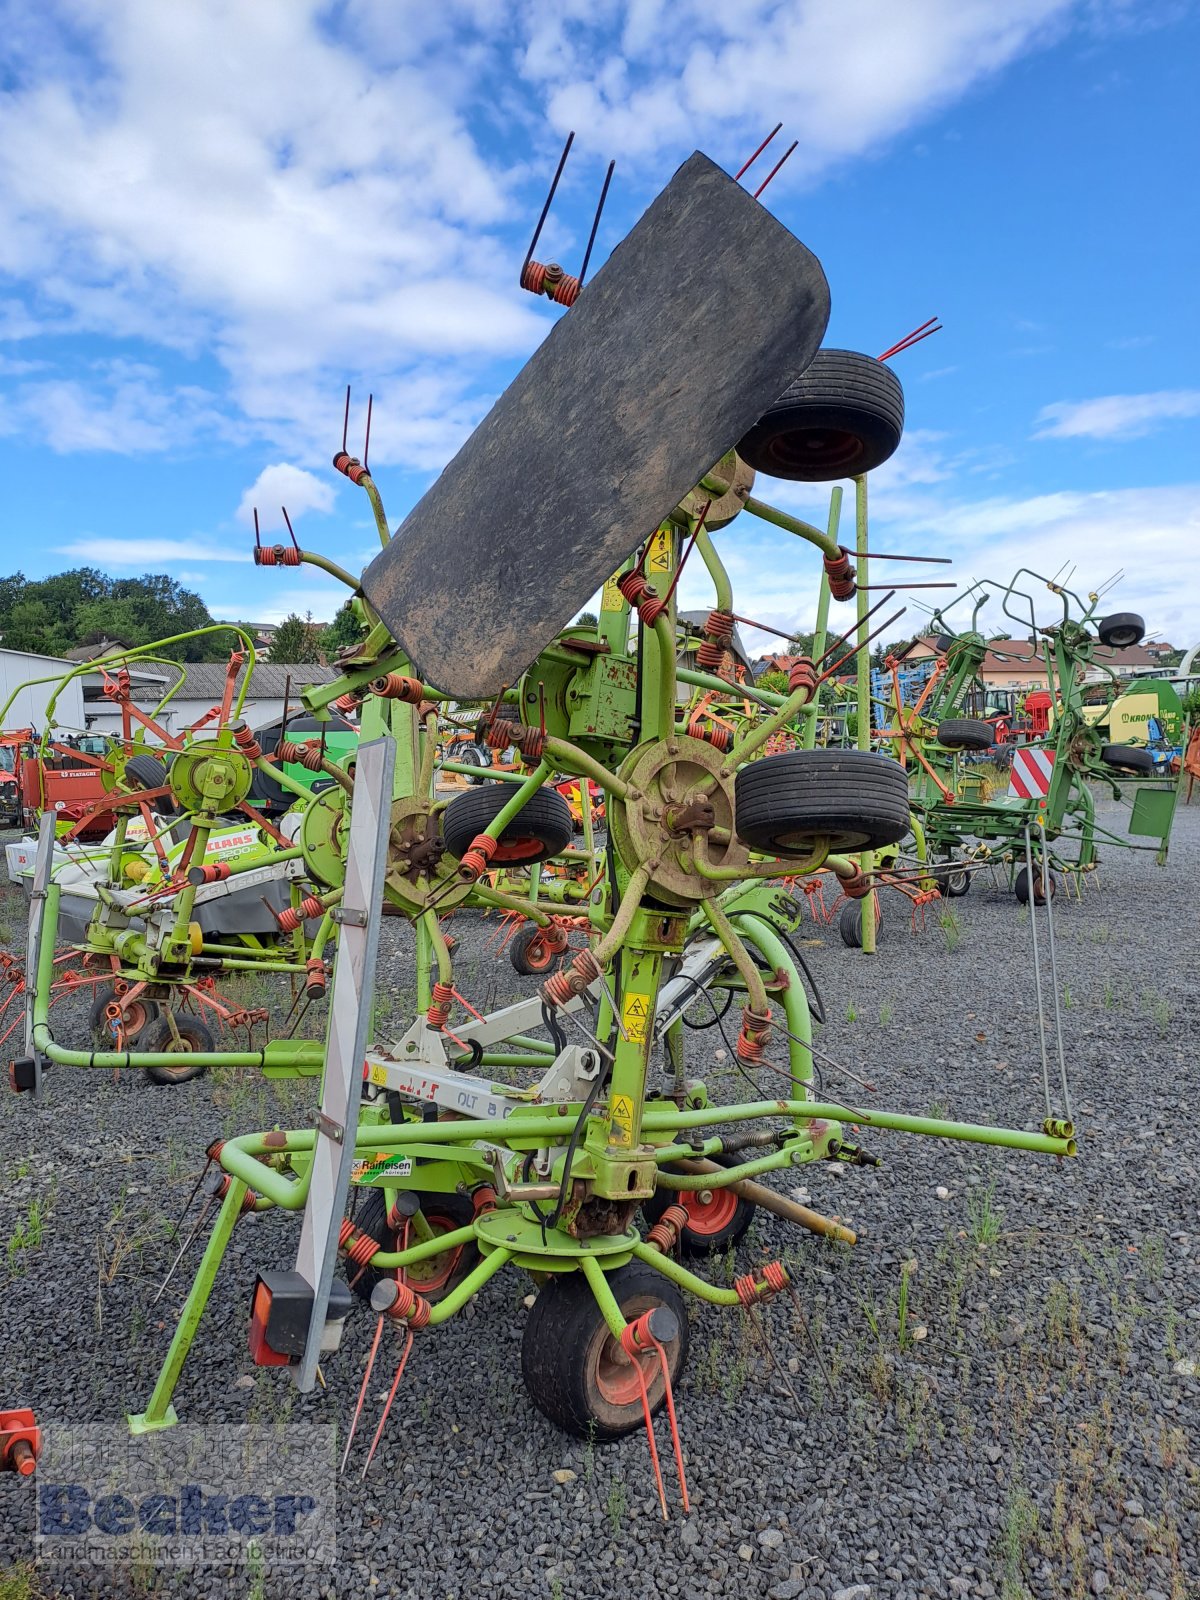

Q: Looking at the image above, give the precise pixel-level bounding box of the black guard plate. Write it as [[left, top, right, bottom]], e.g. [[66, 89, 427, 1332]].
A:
[[361, 151, 830, 699]]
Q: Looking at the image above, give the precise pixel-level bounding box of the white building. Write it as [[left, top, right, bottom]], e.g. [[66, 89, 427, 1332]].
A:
[[0, 647, 86, 734], [81, 661, 343, 740]]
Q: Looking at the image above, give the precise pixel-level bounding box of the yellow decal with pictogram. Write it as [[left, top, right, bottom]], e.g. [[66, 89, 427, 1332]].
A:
[[609, 1092, 636, 1147], [621, 991, 651, 1042]]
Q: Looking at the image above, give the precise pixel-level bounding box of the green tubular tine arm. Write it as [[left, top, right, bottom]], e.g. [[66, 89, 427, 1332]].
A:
[[426, 1248, 513, 1326], [652, 613, 679, 742], [580, 1253, 629, 1340], [423, 909, 454, 988], [651, 1149, 796, 1190], [694, 524, 733, 614], [677, 664, 787, 711], [740, 493, 842, 560], [481, 761, 553, 841], [367, 1224, 478, 1271], [630, 1241, 746, 1306], [131, 1178, 249, 1432], [731, 911, 814, 1097], [702, 896, 769, 1017], [544, 738, 631, 802], [802, 487, 842, 748]]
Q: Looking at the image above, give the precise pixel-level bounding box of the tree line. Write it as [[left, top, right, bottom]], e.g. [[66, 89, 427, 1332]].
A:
[[0, 569, 362, 664]]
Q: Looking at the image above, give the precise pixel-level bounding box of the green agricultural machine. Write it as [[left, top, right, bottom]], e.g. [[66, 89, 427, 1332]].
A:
[[85, 147, 1081, 1511]]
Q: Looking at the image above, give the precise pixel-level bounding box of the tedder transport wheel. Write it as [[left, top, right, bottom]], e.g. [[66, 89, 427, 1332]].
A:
[[442, 784, 574, 867], [1097, 612, 1145, 649], [735, 349, 904, 482], [139, 1014, 214, 1086], [934, 860, 971, 898], [1014, 866, 1056, 907], [348, 1188, 479, 1307], [735, 749, 910, 855], [509, 925, 558, 976], [1100, 743, 1156, 775], [935, 718, 995, 752], [521, 1262, 690, 1440], [450, 741, 491, 784], [641, 1152, 755, 1256], [89, 987, 161, 1047], [124, 753, 176, 816]]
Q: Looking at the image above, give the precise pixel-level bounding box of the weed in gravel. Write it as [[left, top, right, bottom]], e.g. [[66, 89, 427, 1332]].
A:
[[845, 999, 858, 1023], [1102, 975, 1116, 1008], [1062, 982, 1073, 1009], [605, 1476, 627, 1537], [95, 1190, 169, 1329], [878, 998, 893, 1026], [550, 1580, 565, 1600], [6, 1192, 49, 1276], [897, 1258, 916, 1351], [967, 1180, 1002, 1247], [246, 1540, 265, 1600], [0, 1565, 43, 1600], [1140, 987, 1173, 1035], [938, 909, 963, 951], [583, 1421, 596, 1484], [998, 1475, 1038, 1600], [928, 1097, 949, 1119]]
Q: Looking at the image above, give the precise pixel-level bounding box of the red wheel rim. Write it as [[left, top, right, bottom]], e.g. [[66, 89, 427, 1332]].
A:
[[520, 937, 554, 971], [680, 1185, 739, 1237], [494, 836, 544, 863], [405, 1216, 466, 1295], [595, 1336, 659, 1407]]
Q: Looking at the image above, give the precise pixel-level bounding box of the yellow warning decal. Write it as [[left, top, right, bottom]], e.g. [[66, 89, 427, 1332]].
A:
[[621, 991, 652, 1042], [601, 576, 624, 614], [369, 1062, 390, 1087], [609, 1092, 636, 1147], [646, 527, 673, 574]]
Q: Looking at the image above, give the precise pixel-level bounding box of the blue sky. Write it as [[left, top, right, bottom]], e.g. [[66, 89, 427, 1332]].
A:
[[0, 0, 1197, 656]]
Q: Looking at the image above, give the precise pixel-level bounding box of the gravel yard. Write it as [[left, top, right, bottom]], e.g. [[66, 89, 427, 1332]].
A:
[[1, 792, 1197, 1600]]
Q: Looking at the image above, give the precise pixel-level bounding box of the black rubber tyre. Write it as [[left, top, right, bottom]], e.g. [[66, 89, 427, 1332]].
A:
[[521, 1261, 690, 1440], [509, 925, 558, 976], [641, 1153, 756, 1256], [450, 741, 490, 785], [936, 717, 995, 752], [735, 749, 910, 855], [1014, 866, 1056, 906], [124, 753, 176, 816], [839, 899, 868, 948], [1100, 743, 1155, 775], [139, 1014, 214, 1085], [89, 987, 161, 1046], [348, 1187, 479, 1307], [442, 784, 573, 866], [1097, 612, 1145, 649], [736, 349, 904, 482], [933, 860, 971, 898]]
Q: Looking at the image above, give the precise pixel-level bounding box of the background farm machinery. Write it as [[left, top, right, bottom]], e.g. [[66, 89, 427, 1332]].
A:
[[7, 149, 1081, 1512], [884, 572, 1183, 905]]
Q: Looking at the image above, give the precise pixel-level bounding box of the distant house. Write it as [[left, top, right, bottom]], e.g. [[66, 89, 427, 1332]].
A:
[[62, 637, 134, 663], [81, 660, 344, 739], [899, 633, 1172, 690]]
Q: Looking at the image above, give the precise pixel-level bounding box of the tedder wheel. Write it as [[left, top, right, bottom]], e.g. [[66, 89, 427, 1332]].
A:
[[139, 1014, 213, 1085], [521, 1261, 690, 1440], [934, 860, 971, 898], [442, 784, 574, 867], [123, 753, 176, 816], [1097, 612, 1145, 649], [839, 899, 867, 948], [509, 925, 558, 976], [89, 987, 161, 1046], [1014, 866, 1056, 906], [1100, 743, 1156, 775], [348, 1188, 479, 1306], [641, 1152, 755, 1256], [451, 742, 491, 784], [735, 349, 904, 481], [935, 717, 995, 752], [735, 749, 910, 855]]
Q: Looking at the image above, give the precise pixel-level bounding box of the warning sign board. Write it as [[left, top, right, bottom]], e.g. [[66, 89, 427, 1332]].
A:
[[646, 527, 674, 574], [609, 1092, 635, 1147], [621, 992, 652, 1042]]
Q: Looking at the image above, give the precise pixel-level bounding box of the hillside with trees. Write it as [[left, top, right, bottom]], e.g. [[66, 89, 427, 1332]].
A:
[[0, 569, 230, 661]]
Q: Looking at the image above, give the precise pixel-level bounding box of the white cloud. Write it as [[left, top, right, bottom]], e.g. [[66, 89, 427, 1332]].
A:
[[236, 465, 335, 532], [55, 538, 247, 566], [1034, 390, 1200, 440], [0, 0, 1124, 471]]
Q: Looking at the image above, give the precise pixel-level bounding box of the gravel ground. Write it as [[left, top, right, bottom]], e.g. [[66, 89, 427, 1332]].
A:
[[1, 791, 1197, 1600]]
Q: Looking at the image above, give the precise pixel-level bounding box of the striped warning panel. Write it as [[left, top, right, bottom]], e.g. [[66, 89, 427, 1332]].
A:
[[1008, 746, 1055, 800]]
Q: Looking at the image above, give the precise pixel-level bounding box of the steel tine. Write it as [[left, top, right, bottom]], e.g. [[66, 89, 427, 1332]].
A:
[[340, 1314, 386, 1475], [361, 1328, 414, 1478], [152, 1188, 217, 1306]]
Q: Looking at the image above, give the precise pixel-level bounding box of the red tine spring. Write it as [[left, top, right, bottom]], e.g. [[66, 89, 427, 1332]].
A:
[[617, 571, 667, 626], [823, 548, 857, 601], [253, 544, 302, 567], [686, 716, 731, 752], [333, 692, 361, 714], [233, 725, 262, 761], [370, 673, 424, 704], [305, 957, 327, 998], [540, 947, 601, 1009], [457, 833, 499, 882], [645, 1203, 689, 1254], [839, 866, 873, 900], [277, 894, 325, 933], [787, 657, 818, 697], [339, 1218, 382, 1269], [426, 981, 454, 1030], [521, 260, 547, 294], [734, 1260, 789, 1305], [736, 1006, 772, 1063]]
